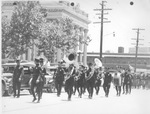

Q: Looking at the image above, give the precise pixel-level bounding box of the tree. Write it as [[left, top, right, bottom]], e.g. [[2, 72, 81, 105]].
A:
[[37, 17, 90, 61], [4, 1, 46, 59], [2, 15, 12, 58]]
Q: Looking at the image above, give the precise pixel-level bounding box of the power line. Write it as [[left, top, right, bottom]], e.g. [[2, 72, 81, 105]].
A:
[[131, 28, 145, 72], [93, 1, 112, 61]]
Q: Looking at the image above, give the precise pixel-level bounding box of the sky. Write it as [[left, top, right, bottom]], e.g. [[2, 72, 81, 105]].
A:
[[41, 0, 150, 53], [2, 0, 150, 53], [58, 0, 150, 53], [73, 0, 150, 53]]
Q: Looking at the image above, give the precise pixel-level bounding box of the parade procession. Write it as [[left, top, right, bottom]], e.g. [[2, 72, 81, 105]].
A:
[[1, 1, 150, 114], [2, 52, 150, 103]]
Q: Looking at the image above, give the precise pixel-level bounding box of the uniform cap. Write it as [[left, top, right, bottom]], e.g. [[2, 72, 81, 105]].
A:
[[39, 58, 44, 63], [35, 58, 39, 62]]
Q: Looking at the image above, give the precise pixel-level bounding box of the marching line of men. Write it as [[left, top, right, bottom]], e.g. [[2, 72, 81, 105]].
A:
[[54, 61, 134, 101], [12, 58, 134, 103]]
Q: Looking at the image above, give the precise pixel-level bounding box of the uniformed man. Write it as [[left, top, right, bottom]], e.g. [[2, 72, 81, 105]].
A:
[[31, 58, 42, 103], [103, 70, 112, 97], [94, 67, 102, 95], [76, 65, 86, 98], [12, 59, 24, 98], [65, 64, 75, 101], [113, 71, 122, 96], [39, 58, 47, 99], [54, 61, 65, 97], [86, 63, 95, 99], [122, 70, 132, 94]]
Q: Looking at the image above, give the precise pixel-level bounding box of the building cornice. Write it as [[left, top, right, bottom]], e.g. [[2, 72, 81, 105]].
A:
[[41, 1, 91, 25], [45, 8, 91, 24]]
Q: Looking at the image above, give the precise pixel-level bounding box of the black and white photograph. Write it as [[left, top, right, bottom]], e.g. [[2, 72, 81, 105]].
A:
[[1, 0, 150, 114]]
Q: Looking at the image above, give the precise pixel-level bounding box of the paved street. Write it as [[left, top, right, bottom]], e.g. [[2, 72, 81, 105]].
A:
[[2, 87, 150, 114]]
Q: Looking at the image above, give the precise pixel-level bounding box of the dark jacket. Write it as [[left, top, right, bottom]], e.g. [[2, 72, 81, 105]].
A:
[[124, 72, 132, 84], [103, 72, 112, 85], [32, 65, 41, 82], [13, 65, 23, 81], [55, 67, 65, 82]]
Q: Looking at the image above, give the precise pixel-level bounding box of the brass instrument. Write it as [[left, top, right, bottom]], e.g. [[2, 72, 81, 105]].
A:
[[97, 71, 103, 80], [86, 67, 95, 81], [94, 58, 102, 68], [74, 70, 82, 81], [65, 66, 75, 81], [62, 52, 77, 65]]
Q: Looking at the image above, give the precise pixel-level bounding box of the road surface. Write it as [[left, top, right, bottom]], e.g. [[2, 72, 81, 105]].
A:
[[1, 87, 150, 114]]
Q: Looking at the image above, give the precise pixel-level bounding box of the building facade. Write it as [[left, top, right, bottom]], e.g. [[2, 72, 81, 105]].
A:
[[86, 52, 150, 72], [2, 1, 90, 65], [129, 47, 150, 54], [118, 47, 124, 53]]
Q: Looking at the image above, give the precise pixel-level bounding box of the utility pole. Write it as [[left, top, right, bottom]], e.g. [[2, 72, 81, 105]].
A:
[[93, 1, 112, 61], [131, 28, 145, 72]]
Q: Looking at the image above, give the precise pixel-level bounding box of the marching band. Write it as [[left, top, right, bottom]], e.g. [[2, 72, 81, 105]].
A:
[[11, 56, 149, 103]]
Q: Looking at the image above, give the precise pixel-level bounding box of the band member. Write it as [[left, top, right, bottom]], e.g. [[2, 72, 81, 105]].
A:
[[86, 63, 95, 99], [39, 58, 47, 99], [83, 67, 87, 94], [103, 70, 112, 97], [73, 68, 78, 95], [54, 61, 65, 97], [31, 58, 42, 103], [94, 68, 102, 95], [74, 65, 86, 98], [65, 64, 75, 101], [113, 71, 122, 96], [122, 70, 132, 94], [12, 59, 24, 98]]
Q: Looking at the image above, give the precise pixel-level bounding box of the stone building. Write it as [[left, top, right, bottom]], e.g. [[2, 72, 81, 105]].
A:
[[2, 1, 91, 65]]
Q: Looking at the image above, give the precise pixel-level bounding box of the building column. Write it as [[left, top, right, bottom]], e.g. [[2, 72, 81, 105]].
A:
[[83, 29, 88, 66], [79, 27, 84, 63], [28, 48, 31, 61], [57, 48, 62, 63]]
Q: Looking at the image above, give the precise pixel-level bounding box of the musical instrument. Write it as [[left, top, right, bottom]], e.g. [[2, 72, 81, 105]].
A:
[[86, 67, 94, 81], [94, 58, 102, 68], [65, 66, 75, 81], [62, 52, 77, 67], [74, 70, 82, 81], [97, 72, 103, 80]]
